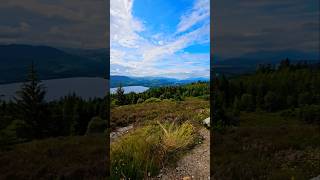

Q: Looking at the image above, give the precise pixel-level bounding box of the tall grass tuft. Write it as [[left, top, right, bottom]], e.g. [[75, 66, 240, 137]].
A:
[[110, 122, 196, 179], [158, 121, 195, 153]]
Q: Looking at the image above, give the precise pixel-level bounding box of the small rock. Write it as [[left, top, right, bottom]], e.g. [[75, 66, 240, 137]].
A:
[[183, 176, 192, 180], [203, 117, 210, 127]]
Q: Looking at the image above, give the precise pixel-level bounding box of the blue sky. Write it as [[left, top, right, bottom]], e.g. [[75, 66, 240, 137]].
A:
[[110, 0, 210, 79]]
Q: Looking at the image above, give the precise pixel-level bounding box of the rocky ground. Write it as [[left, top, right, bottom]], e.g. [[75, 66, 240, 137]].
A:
[[110, 124, 134, 143]]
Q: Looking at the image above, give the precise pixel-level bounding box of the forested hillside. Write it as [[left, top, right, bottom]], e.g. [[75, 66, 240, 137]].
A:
[[213, 59, 320, 179], [0, 44, 108, 84]]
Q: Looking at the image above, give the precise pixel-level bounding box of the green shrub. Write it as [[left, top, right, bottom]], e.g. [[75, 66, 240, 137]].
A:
[[298, 92, 312, 106], [86, 117, 106, 135], [162, 98, 175, 103], [240, 93, 255, 112], [136, 98, 144, 104], [111, 99, 118, 108], [0, 120, 28, 147], [173, 95, 183, 101], [299, 105, 320, 124], [199, 94, 210, 101], [144, 97, 161, 103], [280, 109, 297, 118], [264, 91, 279, 112]]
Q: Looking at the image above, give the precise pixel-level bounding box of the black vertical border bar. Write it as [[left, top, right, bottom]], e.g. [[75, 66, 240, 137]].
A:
[[209, 0, 216, 178], [106, 0, 110, 177], [318, 0, 320, 61]]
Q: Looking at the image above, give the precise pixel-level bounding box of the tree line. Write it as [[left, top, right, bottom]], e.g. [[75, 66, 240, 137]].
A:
[[0, 63, 107, 147], [111, 82, 209, 106], [213, 59, 320, 126]]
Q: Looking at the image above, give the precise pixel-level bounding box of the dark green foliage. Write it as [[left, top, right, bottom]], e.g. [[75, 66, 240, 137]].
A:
[[137, 98, 144, 103], [86, 116, 106, 135], [110, 81, 209, 106], [298, 92, 313, 106], [215, 59, 320, 124], [240, 93, 255, 112], [264, 91, 279, 112], [213, 59, 320, 179], [286, 95, 296, 108], [14, 62, 47, 139], [232, 97, 241, 116], [0, 94, 107, 146], [299, 105, 320, 124], [0, 120, 28, 148], [115, 84, 126, 105], [213, 112, 320, 180], [0, 64, 108, 146], [0, 135, 107, 179]]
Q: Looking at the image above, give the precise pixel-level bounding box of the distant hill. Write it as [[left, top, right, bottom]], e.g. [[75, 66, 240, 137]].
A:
[[214, 49, 319, 75], [110, 75, 209, 88], [0, 44, 108, 84]]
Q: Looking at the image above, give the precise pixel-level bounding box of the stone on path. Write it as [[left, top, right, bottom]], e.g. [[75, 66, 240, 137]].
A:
[[203, 117, 210, 127]]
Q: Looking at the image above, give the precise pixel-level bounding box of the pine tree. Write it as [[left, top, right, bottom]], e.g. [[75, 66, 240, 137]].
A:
[[15, 62, 47, 139], [116, 84, 126, 105]]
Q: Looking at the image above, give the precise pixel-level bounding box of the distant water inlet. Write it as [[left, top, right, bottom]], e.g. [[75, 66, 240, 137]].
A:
[[110, 86, 149, 94], [0, 77, 108, 101]]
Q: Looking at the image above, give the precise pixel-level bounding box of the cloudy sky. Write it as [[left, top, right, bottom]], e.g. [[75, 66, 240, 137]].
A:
[[0, 0, 107, 49], [110, 0, 210, 79], [0, 0, 318, 74], [213, 0, 319, 58]]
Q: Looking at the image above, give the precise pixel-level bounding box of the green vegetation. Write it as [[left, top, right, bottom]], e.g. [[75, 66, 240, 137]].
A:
[[110, 96, 209, 179], [86, 116, 107, 135], [0, 64, 108, 178], [213, 112, 320, 180], [111, 97, 209, 129], [213, 59, 320, 179], [110, 121, 196, 179], [111, 81, 209, 106], [0, 135, 107, 179]]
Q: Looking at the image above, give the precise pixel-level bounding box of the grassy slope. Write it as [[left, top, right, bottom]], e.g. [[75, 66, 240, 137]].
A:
[[213, 111, 320, 180], [0, 98, 209, 179], [111, 97, 209, 129], [110, 97, 209, 179], [0, 135, 107, 179]]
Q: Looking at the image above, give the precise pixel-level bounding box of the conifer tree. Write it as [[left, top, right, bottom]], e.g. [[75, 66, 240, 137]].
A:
[[15, 62, 47, 139], [116, 84, 126, 105]]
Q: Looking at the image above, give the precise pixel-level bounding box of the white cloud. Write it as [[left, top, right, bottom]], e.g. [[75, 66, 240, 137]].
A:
[[111, 0, 209, 78], [111, 0, 145, 48], [177, 0, 210, 33]]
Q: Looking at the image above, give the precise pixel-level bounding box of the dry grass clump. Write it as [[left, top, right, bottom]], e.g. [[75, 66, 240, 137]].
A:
[[110, 121, 196, 179], [158, 121, 195, 153]]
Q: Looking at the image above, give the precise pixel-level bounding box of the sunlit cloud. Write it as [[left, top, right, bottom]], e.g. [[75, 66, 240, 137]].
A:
[[110, 0, 210, 78]]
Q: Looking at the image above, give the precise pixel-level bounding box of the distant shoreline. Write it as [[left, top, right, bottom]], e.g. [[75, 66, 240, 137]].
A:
[[0, 77, 108, 101]]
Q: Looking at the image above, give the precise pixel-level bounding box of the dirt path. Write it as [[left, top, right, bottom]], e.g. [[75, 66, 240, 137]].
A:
[[157, 128, 210, 180]]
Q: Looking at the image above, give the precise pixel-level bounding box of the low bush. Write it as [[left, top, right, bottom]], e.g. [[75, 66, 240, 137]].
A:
[[299, 105, 320, 124], [144, 97, 161, 103], [86, 117, 106, 135], [0, 120, 28, 148], [280, 109, 297, 118], [136, 98, 144, 103]]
